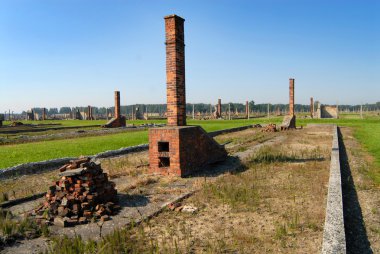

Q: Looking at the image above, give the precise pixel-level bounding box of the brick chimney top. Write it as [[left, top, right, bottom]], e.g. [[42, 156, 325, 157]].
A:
[[164, 14, 185, 21]]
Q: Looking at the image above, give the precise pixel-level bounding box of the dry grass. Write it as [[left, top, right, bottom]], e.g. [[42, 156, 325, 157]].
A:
[[129, 126, 332, 253], [214, 128, 277, 153], [5, 126, 335, 253], [0, 170, 58, 202]]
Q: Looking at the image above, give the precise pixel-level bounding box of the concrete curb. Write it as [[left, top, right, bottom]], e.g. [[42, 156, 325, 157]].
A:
[[321, 125, 346, 253], [0, 125, 255, 179]]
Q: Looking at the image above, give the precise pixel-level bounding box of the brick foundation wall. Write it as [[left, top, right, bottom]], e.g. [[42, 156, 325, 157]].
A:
[[165, 15, 186, 126], [149, 126, 227, 176], [321, 105, 339, 119], [289, 78, 295, 116]]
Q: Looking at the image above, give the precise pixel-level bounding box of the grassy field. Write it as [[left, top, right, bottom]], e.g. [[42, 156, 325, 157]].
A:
[[1, 115, 379, 180], [0, 118, 280, 169], [0, 131, 148, 169], [3, 119, 106, 127], [2, 118, 278, 129]]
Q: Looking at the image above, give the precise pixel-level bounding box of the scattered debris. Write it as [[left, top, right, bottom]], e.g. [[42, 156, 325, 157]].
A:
[[181, 205, 198, 213], [9, 121, 24, 127], [33, 157, 119, 227], [261, 123, 277, 132], [168, 202, 182, 211], [167, 203, 198, 213]]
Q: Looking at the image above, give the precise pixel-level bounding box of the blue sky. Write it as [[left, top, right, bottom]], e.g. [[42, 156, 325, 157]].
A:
[[0, 0, 379, 112]]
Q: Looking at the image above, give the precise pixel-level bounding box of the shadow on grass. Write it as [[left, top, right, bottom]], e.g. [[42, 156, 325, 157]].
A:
[[339, 127, 372, 254]]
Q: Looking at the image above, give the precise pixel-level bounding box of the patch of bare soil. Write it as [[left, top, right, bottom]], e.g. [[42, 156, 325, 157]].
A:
[[340, 127, 380, 253]]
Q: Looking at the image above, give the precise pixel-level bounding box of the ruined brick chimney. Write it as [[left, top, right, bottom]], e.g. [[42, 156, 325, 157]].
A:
[[102, 91, 126, 128], [289, 78, 295, 116], [148, 14, 227, 177], [245, 101, 249, 119], [115, 91, 120, 119], [87, 106, 92, 120], [310, 97, 314, 118], [42, 108, 46, 121], [165, 15, 186, 126], [281, 78, 296, 129], [217, 99, 222, 118]]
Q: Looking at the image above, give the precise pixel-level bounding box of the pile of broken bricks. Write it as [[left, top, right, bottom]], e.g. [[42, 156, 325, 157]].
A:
[[33, 157, 120, 227], [261, 123, 277, 132]]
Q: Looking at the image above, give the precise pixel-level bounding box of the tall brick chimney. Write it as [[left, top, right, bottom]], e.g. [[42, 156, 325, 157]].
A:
[[310, 97, 314, 118], [245, 101, 249, 119], [165, 15, 186, 126], [42, 108, 46, 121], [289, 78, 295, 116], [115, 91, 120, 119], [87, 105, 91, 120], [217, 99, 221, 118], [149, 14, 227, 177], [102, 91, 126, 128]]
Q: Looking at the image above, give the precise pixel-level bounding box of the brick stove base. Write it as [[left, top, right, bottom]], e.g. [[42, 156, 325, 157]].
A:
[[149, 126, 227, 177], [102, 116, 126, 128]]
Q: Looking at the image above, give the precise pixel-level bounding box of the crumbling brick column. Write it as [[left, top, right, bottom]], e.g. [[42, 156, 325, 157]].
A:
[[289, 78, 295, 116], [42, 108, 46, 121], [115, 91, 120, 119], [245, 101, 249, 119], [102, 91, 126, 128], [216, 99, 222, 118], [281, 78, 296, 129], [310, 97, 314, 118], [87, 106, 91, 120], [165, 15, 186, 126]]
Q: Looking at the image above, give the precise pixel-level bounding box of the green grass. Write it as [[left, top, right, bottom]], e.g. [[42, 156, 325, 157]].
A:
[[2, 115, 379, 182], [3, 118, 278, 129], [3, 120, 105, 127], [0, 131, 148, 169]]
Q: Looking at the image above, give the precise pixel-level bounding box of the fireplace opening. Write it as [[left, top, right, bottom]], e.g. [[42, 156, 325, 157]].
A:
[[159, 157, 170, 168], [158, 141, 169, 152]]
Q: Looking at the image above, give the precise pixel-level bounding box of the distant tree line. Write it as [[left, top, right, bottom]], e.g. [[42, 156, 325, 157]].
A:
[[19, 101, 380, 116]]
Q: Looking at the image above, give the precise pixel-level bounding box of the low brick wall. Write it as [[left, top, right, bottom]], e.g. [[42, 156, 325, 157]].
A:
[[321, 125, 346, 253], [208, 124, 255, 137], [0, 125, 255, 179]]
